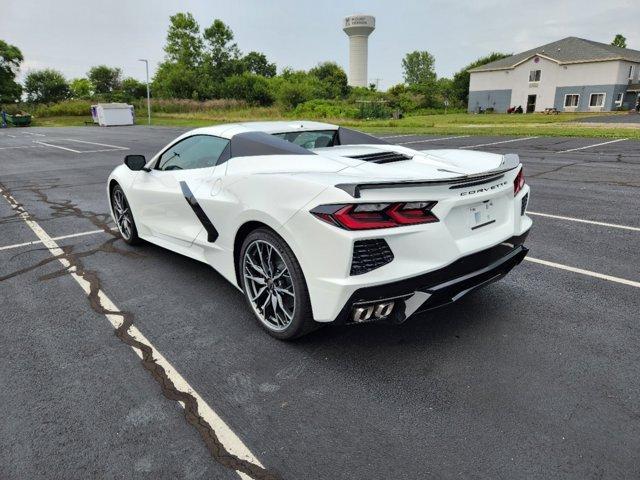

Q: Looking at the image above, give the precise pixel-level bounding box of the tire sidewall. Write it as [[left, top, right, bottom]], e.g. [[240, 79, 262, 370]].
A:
[[239, 228, 315, 340], [111, 184, 140, 245]]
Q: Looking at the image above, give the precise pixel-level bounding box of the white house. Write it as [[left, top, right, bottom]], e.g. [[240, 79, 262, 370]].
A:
[[468, 37, 640, 113]]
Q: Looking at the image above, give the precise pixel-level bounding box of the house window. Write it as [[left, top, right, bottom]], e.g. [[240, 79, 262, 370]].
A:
[[629, 65, 635, 80], [615, 93, 624, 107], [564, 94, 580, 107], [589, 93, 606, 107], [529, 70, 541, 82]]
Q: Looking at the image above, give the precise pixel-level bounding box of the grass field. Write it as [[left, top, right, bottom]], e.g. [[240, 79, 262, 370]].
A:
[[26, 111, 640, 139]]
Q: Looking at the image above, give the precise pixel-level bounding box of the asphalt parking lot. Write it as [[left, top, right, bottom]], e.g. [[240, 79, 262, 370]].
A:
[[1, 126, 639, 480]]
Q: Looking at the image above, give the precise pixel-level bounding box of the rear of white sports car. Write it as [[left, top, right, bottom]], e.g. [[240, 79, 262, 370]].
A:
[[281, 145, 531, 325]]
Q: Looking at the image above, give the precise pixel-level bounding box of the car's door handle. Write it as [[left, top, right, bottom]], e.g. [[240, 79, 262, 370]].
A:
[[210, 178, 222, 196]]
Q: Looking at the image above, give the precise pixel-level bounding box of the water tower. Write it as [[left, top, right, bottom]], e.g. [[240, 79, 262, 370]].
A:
[[343, 15, 375, 87]]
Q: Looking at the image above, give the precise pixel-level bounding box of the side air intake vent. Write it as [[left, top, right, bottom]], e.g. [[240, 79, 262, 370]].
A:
[[351, 239, 394, 275], [348, 151, 412, 164]]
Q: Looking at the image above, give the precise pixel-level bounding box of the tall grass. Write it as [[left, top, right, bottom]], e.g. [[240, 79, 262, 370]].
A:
[[23, 98, 256, 118]]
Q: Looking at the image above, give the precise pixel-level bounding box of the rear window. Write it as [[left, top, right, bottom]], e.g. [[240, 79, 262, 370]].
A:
[[272, 127, 389, 150], [272, 130, 337, 149]]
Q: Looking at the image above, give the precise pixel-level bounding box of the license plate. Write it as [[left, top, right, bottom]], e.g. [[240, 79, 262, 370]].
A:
[[469, 200, 495, 230]]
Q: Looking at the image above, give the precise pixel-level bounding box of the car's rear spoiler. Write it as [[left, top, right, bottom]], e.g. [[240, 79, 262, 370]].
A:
[[335, 154, 520, 198]]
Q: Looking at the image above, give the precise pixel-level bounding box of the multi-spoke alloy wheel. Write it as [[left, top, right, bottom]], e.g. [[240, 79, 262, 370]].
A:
[[111, 185, 140, 245], [243, 240, 296, 331], [239, 229, 316, 339]]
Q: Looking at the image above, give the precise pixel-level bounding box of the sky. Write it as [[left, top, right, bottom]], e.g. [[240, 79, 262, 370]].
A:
[[2, 0, 639, 90]]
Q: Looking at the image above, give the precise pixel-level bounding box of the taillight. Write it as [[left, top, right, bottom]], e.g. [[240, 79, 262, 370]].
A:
[[311, 202, 438, 230], [514, 167, 525, 195]]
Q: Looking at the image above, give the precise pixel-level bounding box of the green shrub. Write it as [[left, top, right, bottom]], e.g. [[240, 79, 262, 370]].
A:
[[356, 100, 391, 119], [135, 98, 247, 113], [292, 99, 359, 118], [222, 73, 274, 106], [29, 99, 92, 117]]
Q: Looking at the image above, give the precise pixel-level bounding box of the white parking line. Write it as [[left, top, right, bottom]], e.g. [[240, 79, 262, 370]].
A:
[[0, 186, 265, 479], [33, 140, 83, 153], [460, 136, 539, 149], [33, 138, 129, 153], [527, 211, 640, 232], [32, 139, 129, 153], [525, 257, 640, 288], [0, 228, 115, 252], [379, 134, 414, 139], [559, 138, 628, 153], [63, 138, 129, 150], [397, 135, 470, 145], [0, 145, 46, 150], [20, 132, 46, 137]]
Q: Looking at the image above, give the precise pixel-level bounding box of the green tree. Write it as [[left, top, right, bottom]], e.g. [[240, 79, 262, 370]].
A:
[[386, 83, 422, 113], [164, 12, 203, 66], [202, 18, 242, 93], [88, 65, 122, 94], [69, 78, 94, 98], [309, 62, 349, 98], [120, 77, 147, 100], [402, 51, 437, 85], [436, 77, 454, 104], [242, 51, 276, 77], [0, 40, 23, 104], [24, 69, 69, 103], [153, 12, 207, 99], [152, 61, 203, 99], [612, 34, 627, 48], [269, 69, 325, 109], [451, 52, 511, 107], [223, 72, 274, 105]]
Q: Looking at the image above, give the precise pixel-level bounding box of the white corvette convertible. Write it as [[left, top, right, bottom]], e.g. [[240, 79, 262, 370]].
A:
[[107, 121, 531, 339]]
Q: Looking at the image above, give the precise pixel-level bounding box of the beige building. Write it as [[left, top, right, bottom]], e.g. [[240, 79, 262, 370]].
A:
[[468, 37, 640, 113]]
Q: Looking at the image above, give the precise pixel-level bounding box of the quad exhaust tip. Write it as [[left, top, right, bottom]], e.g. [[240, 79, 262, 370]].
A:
[[352, 301, 395, 323]]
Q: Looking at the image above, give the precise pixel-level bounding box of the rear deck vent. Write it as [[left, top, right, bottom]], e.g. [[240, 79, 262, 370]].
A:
[[348, 151, 412, 164], [351, 239, 394, 276]]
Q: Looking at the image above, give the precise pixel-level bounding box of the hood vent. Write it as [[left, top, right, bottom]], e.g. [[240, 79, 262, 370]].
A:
[[348, 151, 413, 164]]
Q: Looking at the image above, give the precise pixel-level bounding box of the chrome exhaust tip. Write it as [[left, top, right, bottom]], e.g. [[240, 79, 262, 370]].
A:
[[352, 301, 395, 323]]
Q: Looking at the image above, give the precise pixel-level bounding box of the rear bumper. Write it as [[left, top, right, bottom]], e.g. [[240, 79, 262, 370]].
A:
[[334, 230, 529, 324]]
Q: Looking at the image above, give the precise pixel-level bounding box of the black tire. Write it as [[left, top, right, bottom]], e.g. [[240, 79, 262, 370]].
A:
[[238, 228, 319, 340], [111, 184, 141, 245]]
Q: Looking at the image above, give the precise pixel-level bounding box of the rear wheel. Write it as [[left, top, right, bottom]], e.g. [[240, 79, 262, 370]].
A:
[[111, 184, 141, 245], [239, 228, 317, 340]]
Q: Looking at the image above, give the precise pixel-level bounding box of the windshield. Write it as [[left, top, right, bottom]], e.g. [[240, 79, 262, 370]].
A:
[[272, 130, 337, 149]]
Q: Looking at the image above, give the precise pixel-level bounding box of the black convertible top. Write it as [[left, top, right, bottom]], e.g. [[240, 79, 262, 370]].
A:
[[229, 131, 315, 158], [336, 127, 389, 146], [225, 127, 390, 161]]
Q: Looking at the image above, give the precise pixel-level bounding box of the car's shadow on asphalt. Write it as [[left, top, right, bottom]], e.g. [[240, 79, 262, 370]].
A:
[[297, 292, 499, 347], [136, 239, 520, 361]]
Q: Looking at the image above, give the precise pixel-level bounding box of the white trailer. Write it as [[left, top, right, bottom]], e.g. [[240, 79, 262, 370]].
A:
[[93, 103, 134, 126]]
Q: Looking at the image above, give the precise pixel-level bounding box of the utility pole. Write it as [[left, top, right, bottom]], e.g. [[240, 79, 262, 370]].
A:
[[138, 59, 151, 125]]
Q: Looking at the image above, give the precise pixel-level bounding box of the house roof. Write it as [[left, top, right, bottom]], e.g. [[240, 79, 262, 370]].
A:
[[469, 37, 640, 72]]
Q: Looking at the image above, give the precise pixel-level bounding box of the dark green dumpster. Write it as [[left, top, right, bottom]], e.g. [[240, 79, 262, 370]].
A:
[[8, 114, 32, 127]]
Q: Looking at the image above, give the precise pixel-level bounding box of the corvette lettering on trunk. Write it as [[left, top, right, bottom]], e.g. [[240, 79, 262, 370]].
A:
[[459, 181, 509, 196]]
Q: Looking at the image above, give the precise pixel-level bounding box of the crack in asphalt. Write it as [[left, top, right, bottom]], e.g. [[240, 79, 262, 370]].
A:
[[0, 181, 115, 227], [0, 181, 280, 480], [527, 161, 584, 179]]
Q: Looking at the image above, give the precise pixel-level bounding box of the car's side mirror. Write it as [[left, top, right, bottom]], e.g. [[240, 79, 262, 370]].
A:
[[124, 154, 148, 171]]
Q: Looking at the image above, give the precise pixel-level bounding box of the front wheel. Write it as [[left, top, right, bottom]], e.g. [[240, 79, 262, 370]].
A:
[[111, 184, 141, 245], [239, 228, 318, 340]]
